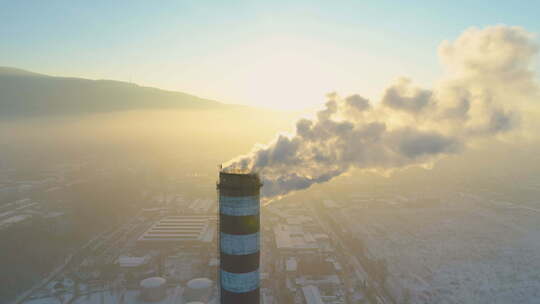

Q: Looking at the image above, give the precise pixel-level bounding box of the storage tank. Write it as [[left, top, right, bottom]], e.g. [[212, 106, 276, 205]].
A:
[[184, 277, 213, 302], [217, 171, 261, 303], [140, 277, 167, 302]]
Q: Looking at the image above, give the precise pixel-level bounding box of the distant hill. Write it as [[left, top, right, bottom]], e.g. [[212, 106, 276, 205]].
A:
[[0, 67, 228, 119]]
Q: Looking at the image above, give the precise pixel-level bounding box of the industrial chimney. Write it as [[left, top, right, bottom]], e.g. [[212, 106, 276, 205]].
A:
[[217, 171, 261, 304]]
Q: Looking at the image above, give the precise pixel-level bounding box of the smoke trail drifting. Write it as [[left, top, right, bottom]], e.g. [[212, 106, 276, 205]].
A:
[[225, 25, 539, 199]]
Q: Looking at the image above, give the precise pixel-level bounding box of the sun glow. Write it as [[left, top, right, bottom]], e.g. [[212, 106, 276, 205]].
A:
[[182, 36, 392, 110]]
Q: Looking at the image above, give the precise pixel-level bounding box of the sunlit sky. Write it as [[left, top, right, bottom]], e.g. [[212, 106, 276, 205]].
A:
[[2, 1, 539, 110]]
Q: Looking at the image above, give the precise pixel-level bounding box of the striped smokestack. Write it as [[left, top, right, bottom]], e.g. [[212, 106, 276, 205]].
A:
[[217, 171, 261, 304]]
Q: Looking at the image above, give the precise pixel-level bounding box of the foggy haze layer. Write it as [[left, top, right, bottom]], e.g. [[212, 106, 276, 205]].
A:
[[225, 25, 540, 199]]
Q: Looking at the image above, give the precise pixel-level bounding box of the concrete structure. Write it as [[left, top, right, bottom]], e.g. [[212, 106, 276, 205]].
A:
[[273, 224, 319, 252], [140, 277, 167, 302], [137, 215, 215, 247], [184, 277, 213, 302], [302, 285, 324, 304], [117, 255, 150, 268], [217, 171, 262, 304]]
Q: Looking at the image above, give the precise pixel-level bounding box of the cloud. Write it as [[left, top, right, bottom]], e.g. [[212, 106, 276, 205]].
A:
[[382, 78, 433, 113], [345, 94, 371, 112], [393, 129, 461, 159], [224, 25, 539, 199], [438, 25, 538, 80]]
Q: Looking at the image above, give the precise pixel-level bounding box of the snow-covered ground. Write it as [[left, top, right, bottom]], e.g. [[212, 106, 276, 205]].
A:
[[72, 286, 183, 304], [342, 192, 540, 304]]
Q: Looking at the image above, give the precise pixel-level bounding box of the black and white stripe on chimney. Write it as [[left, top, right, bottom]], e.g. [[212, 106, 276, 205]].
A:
[[218, 171, 261, 304]]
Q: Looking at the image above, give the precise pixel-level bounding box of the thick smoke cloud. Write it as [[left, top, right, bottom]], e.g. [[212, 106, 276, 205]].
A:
[[225, 25, 539, 199], [382, 78, 433, 113]]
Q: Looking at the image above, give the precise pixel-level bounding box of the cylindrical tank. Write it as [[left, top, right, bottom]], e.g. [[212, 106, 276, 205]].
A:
[[217, 172, 261, 304], [140, 277, 167, 302], [184, 277, 213, 302]]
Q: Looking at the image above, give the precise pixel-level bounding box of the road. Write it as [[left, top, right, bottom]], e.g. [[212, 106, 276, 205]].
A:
[[307, 203, 395, 304]]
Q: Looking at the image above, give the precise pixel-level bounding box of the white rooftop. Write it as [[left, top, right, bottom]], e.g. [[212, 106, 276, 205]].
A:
[[273, 224, 319, 250], [117, 255, 149, 268], [187, 277, 213, 289], [302, 285, 324, 304], [138, 216, 216, 244], [286, 257, 298, 272], [140, 277, 166, 288]]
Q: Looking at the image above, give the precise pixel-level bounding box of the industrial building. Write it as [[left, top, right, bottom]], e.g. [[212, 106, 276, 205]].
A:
[[217, 171, 261, 304], [137, 215, 215, 247]]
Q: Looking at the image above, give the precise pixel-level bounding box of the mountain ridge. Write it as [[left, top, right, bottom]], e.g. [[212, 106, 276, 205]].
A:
[[0, 67, 234, 119]]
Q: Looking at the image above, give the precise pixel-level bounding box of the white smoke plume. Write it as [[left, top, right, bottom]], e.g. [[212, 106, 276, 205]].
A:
[[224, 25, 539, 199]]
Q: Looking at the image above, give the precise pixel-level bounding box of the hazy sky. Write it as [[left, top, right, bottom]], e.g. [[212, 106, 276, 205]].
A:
[[2, 1, 539, 110]]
